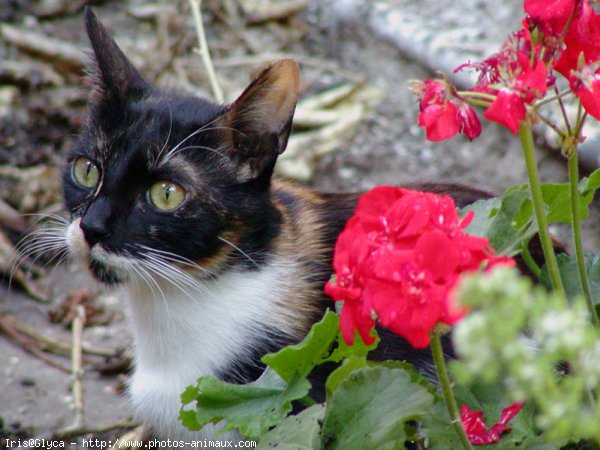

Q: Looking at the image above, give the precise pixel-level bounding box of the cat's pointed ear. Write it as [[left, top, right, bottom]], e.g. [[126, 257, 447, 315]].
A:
[[84, 7, 148, 104], [219, 59, 300, 182]]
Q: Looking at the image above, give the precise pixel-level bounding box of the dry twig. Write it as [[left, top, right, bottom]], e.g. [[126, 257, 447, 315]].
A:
[[0, 23, 86, 72], [2, 313, 116, 357], [188, 0, 224, 103], [0, 314, 69, 372], [72, 306, 86, 426], [241, 0, 308, 25]]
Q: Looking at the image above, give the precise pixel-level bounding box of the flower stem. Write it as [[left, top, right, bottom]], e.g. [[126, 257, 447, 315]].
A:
[[521, 241, 542, 280], [568, 153, 600, 326], [535, 88, 573, 108], [430, 333, 473, 450], [518, 124, 567, 302], [457, 91, 497, 101]]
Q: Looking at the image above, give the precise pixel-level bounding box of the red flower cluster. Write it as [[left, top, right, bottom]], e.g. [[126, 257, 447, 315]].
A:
[[544, 0, 600, 120], [414, 80, 482, 141], [416, 0, 600, 139], [324, 187, 514, 348], [461, 402, 525, 445], [456, 21, 549, 133]]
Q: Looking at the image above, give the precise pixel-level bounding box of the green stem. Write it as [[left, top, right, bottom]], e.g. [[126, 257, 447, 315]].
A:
[[462, 98, 492, 108], [555, 86, 572, 134], [430, 333, 473, 450], [535, 88, 573, 108], [518, 124, 567, 302], [521, 242, 542, 280], [537, 113, 565, 138], [568, 153, 600, 325], [457, 91, 496, 101]]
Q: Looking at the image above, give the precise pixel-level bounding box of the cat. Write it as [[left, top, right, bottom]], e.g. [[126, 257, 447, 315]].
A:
[[61, 8, 496, 443]]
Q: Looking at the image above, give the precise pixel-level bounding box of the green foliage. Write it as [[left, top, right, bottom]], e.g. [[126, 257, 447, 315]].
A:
[[262, 310, 377, 384], [541, 253, 600, 309], [453, 268, 600, 443], [180, 311, 377, 440], [180, 312, 437, 448], [180, 268, 600, 448], [423, 399, 560, 450], [258, 404, 325, 449], [321, 366, 433, 450], [180, 367, 311, 438], [461, 168, 600, 256]]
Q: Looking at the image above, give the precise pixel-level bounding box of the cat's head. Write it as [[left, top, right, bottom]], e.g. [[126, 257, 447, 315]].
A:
[[64, 8, 299, 284]]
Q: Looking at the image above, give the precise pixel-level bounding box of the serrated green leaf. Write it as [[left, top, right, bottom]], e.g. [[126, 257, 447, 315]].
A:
[[179, 368, 311, 439], [325, 356, 367, 395], [263, 311, 339, 383], [180, 385, 198, 404], [321, 366, 433, 450], [180, 311, 376, 439], [540, 253, 600, 306], [463, 189, 532, 256], [327, 326, 378, 363], [578, 167, 600, 195], [461, 172, 600, 258], [262, 310, 377, 384], [258, 404, 325, 450], [423, 381, 567, 450]]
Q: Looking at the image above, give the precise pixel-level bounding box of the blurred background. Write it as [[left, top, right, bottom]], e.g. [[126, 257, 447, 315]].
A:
[[1, 0, 599, 445]]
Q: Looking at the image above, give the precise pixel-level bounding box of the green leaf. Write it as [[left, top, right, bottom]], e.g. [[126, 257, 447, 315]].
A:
[[258, 404, 325, 450], [423, 381, 567, 450], [263, 310, 377, 384], [179, 368, 311, 439], [263, 311, 339, 383], [540, 253, 600, 306], [461, 170, 600, 257], [463, 188, 533, 256], [578, 167, 600, 195], [325, 356, 368, 395], [181, 311, 376, 439], [321, 366, 433, 450]]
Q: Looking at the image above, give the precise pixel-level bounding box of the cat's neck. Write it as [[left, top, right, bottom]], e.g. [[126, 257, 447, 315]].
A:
[[123, 255, 310, 377]]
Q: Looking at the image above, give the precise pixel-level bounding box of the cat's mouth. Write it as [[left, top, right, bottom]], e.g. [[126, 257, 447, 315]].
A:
[[87, 245, 134, 285], [88, 257, 124, 284], [66, 219, 130, 284]]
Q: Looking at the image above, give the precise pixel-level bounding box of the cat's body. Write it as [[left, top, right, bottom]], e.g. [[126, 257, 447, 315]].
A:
[[61, 9, 492, 442]]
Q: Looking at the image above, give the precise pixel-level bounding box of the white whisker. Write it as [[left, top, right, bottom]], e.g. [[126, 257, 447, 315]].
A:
[[217, 236, 260, 269]]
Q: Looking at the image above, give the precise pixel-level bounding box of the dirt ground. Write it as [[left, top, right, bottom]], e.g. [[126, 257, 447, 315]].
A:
[[1, 0, 599, 448]]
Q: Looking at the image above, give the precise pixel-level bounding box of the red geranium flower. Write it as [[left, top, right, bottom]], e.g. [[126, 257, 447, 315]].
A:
[[461, 402, 525, 445], [456, 24, 548, 134], [325, 187, 514, 348], [524, 0, 575, 37], [554, 1, 600, 79], [570, 64, 600, 120], [414, 80, 481, 142]]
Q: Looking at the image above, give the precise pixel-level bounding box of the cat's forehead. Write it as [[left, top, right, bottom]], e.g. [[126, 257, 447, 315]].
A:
[[90, 93, 226, 164]]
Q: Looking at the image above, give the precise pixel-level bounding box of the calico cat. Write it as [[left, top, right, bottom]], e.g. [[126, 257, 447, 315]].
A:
[[62, 8, 494, 442]]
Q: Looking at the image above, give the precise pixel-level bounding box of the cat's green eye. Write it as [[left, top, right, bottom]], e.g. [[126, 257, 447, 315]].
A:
[[72, 157, 100, 188], [148, 181, 186, 211]]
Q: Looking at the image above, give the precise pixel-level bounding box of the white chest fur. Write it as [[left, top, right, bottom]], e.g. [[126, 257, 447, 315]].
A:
[[123, 260, 299, 441]]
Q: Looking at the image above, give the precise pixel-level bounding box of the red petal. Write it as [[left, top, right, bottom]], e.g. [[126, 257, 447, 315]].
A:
[[573, 76, 600, 120], [497, 401, 525, 426], [457, 103, 482, 141], [524, 0, 575, 36], [484, 90, 526, 134], [355, 186, 407, 219], [461, 402, 525, 446], [415, 230, 460, 281], [418, 102, 460, 142]]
